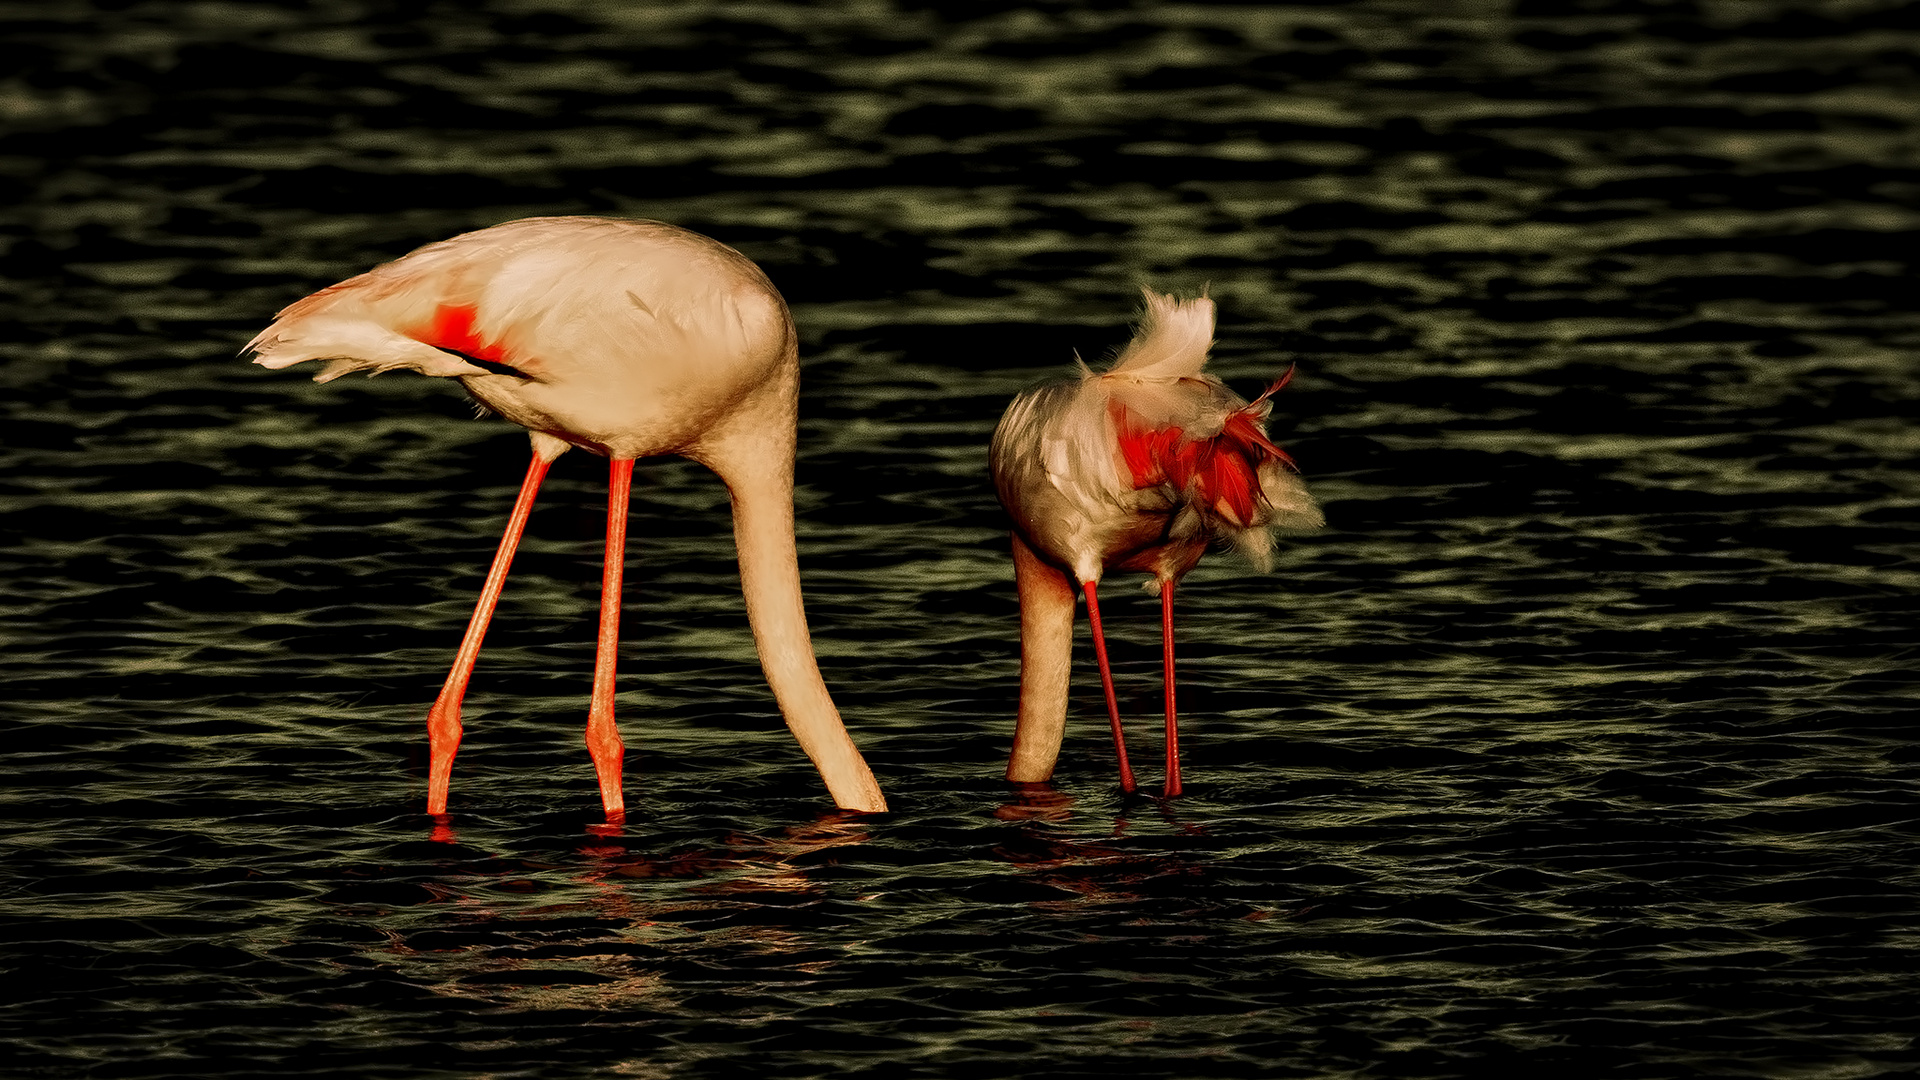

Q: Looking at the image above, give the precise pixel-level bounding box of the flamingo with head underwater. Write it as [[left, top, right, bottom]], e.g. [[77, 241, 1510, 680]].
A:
[[989, 290, 1323, 798], [247, 216, 887, 819]]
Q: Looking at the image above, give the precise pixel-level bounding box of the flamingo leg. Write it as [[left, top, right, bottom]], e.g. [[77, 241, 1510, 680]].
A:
[[1081, 580, 1137, 795], [586, 457, 635, 820], [425, 451, 554, 816], [1160, 576, 1181, 799]]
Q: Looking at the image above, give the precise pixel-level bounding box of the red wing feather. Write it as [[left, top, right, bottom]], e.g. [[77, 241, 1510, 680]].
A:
[[1112, 400, 1181, 488], [1222, 410, 1296, 469], [1111, 397, 1288, 526], [412, 304, 514, 364], [1203, 446, 1260, 527]]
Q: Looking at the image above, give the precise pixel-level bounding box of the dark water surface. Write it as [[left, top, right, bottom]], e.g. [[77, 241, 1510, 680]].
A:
[[4, 1, 1919, 1076]]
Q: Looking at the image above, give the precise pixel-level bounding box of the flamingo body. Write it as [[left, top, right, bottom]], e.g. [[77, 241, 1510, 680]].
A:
[[248, 216, 887, 818], [253, 218, 788, 460], [989, 290, 1322, 796]]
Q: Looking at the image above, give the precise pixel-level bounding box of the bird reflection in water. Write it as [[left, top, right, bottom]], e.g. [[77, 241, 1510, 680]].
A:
[[366, 812, 877, 1012], [994, 783, 1211, 912], [582, 810, 874, 895]]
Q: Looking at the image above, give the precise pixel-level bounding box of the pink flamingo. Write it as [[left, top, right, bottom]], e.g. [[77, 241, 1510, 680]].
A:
[[247, 216, 887, 818], [989, 290, 1322, 798]]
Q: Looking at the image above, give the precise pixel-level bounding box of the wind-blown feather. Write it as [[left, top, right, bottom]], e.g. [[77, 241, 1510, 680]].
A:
[[1107, 289, 1215, 380]]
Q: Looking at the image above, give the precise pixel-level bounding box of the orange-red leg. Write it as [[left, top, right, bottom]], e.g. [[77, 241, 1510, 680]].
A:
[[1081, 580, 1137, 794], [1160, 577, 1181, 799], [587, 457, 634, 820], [425, 452, 554, 815]]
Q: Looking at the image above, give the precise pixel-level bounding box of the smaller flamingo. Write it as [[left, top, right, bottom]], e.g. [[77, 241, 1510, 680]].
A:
[[989, 290, 1322, 798]]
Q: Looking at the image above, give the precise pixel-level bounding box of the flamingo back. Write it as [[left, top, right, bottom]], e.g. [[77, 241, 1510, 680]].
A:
[[246, 217, 796, 458]]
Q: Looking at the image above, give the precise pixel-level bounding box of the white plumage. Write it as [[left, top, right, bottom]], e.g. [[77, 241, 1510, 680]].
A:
[[990, 288, 1322, 797]]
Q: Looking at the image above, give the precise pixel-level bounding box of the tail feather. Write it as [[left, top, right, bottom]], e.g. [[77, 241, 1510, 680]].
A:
[[246, 314, 494, 383], [1106, 289, 1214, 380]]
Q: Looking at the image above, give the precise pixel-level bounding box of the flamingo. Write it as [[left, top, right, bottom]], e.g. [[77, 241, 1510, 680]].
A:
[[246, 216, 887, 818], [989, 289, 1322, 798]]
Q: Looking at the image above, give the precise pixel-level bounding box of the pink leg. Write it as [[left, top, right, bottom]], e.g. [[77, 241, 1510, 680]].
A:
[[586, 457, 634, 820], [1081, 580, 1137, 794], [1160, 577, 1181, 799], [425, 453, 554, 815]]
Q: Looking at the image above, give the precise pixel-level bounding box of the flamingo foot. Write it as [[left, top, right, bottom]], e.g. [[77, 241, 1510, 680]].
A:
[[587, 729, 626, 818], [425, 698, 461, 816]]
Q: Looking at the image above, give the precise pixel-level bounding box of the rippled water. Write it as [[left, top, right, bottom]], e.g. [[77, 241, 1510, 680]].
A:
[[4, 1, 1918, 1076]]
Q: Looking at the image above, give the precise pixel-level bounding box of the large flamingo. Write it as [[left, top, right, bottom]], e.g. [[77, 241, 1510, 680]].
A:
[[989, 290, 1322, 798], [247, 216, 887, 818]]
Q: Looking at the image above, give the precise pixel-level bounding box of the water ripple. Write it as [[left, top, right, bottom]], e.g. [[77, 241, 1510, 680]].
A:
[[3, 1, 1919, 1077]]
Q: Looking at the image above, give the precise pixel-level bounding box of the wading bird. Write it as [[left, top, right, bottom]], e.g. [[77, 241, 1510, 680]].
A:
[[248, 216, 887, 818], [989, 290, 1322, 798]]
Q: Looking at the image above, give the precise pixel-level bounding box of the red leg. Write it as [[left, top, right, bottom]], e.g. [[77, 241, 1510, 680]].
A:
[[1160, 577, 1181, 799], [1081, 580, 1136, 794], [587, 457, 634, 820], [425, 453, 554, 815]]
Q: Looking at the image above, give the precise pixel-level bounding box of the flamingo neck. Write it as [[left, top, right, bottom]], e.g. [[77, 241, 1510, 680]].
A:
[[725, 463, 888, 813]]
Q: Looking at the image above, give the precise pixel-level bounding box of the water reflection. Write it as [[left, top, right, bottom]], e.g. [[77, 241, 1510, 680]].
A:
[[992, 784, 1216, 914], [349, 813, 882, 1013], [994, 782, 1076, 824]]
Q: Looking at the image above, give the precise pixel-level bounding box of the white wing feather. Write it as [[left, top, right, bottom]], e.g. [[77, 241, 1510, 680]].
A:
[[246, 315, 492, 382]]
